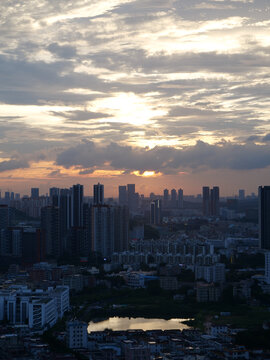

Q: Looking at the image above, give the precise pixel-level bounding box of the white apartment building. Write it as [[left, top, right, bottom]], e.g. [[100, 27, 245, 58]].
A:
[[195, 263, 225, 283], [29, 298, 57, 329], [0, 285, 69, 331]]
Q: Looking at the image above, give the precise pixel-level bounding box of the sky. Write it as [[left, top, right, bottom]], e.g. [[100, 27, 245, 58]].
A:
[[1, 0, 270, 197]]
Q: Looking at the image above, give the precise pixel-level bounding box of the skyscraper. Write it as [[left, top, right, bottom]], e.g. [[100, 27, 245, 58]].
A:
[[94, 183, 104, 205], [91, 205, 114, 258], [59, 188, 71, 241], [22, 228, 45, 265], [119, 186, 127, 206], [259, 186, 270, 250], [239, 189, 245, 200], [202, 186, 210, 216], [178, 188, 184, 209], [127, 184, 136, 211], [171, 189, 177, 208], [0, 205, 9, 230], [49, 187, 60, 201], [150, 199, 162, 225], [211, 186, 220, 216], [163, 189, 169, 208], [31, 188, 39, 199], [114, 206, 129, 252], [41, 206, 61, 258], [71, 184, 84, 227]]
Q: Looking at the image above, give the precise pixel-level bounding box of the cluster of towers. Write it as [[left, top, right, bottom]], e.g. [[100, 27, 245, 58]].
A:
[[0, 183, 129, 264], [202, 186, 220, 217], [118, 184, 140, 212], [163, 188, 184, 209]]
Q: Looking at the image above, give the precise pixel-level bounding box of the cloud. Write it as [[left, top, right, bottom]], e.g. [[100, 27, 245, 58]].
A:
[[51, 110, 111, 121], [1, 0, 270, 189], [0, 159, 29, 173], [47, 43, 77, 59], [56, 140, 270, 173], [262, 133, 270, 142]]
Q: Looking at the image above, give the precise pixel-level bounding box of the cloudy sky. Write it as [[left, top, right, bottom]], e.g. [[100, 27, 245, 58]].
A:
[[1, 0, 270, 196]]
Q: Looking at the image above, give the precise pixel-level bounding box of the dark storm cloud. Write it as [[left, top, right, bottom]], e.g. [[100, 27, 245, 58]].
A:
[[56, 141, 270, 173], [0, 159, 29, 173]]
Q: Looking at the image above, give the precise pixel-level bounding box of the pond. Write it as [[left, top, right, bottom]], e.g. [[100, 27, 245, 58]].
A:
[[88, 316, 191, 333]]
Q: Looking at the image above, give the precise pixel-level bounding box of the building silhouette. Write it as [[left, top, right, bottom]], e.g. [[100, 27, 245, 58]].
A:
[[171, 189, 177, 208], [150, 199, 162, 225], [93, 183, 104, 205], [71, 184, 83, 227], [259, 186, 270, 250], [119, 185, 127, 206], [202, 187, 210, 216], [31, 188, 39, 199], [163, 189, 169, 208], [178, 188, 184, 209], [203, 186, 220, 216]]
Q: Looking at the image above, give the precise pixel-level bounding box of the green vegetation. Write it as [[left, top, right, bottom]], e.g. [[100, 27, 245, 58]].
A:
[[236, 329, 270, 350], [70, 285, 270, 335], [42, 324, 88, 360], [144, 224, 160, 239], [222, 253, 264, 270]]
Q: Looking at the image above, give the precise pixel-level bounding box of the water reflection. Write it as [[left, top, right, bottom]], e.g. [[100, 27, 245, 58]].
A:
[[88, 317, 191, 333]]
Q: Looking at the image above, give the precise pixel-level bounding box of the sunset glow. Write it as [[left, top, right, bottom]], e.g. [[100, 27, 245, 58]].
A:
[[0, 0, 270, 196]]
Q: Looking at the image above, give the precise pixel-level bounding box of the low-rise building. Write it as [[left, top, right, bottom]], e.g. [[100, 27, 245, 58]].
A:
[[0, 285, 69, 332], [67, 320, 88, 349], [196, 283, 221, 302], [160, 277, 178, 291]]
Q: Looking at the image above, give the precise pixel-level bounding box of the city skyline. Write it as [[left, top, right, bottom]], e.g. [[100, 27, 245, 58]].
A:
[[1, 1, 270, 194], [0, 182, 257, 199]]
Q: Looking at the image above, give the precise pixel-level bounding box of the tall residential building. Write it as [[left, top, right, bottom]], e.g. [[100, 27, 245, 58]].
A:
[[211, 186, 220, 216], [59, 189, 71, 242], [68, 227, 88, 257], [0, 205, 9, 229], [114, 206, 129, 252], [119, 185, 127, 206], [202, 187, 210, 216], [4, 192, 10, 201], [239, 189, 245, 200], [83, 203, 92, 255], [150, 199, 162, 225], [22, 228, 45, 265], [163, 189, 169, 208], [178, 188, 184, 209], [202, 186, 220, 217], [91, 205, 114, 258], [93, 183, 104, 205], [49, 187, 59, 201], [265, 252, 270, 284], [259, 186, 270, 250], [71, 184, 83, 227], [127, 184, 136, 211], [31, 188, 39, 199], [0, 227, 22, 257], [41, 206, 61, 258], [171, 189, 177, 208]]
